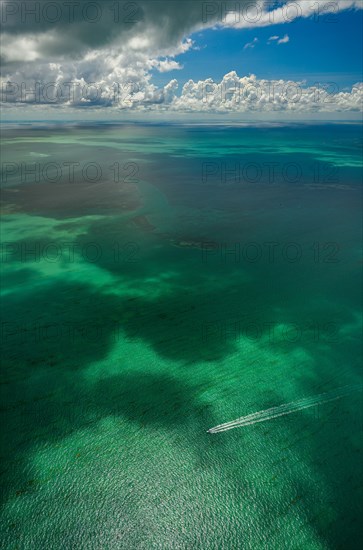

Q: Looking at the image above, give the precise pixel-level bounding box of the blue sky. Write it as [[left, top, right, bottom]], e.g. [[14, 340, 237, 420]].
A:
[[1, 0, 362, 119], [152, 10, 363, 89]]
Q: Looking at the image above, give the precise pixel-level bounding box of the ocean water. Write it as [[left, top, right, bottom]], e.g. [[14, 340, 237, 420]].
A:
[[0, 122, 362, 549]]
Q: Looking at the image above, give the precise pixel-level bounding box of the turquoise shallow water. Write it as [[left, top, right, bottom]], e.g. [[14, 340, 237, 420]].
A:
[[0, 123, 362, 549]]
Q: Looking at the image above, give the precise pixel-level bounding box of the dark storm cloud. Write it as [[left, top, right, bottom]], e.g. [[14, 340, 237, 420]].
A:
[[0, 0, 238, 63]]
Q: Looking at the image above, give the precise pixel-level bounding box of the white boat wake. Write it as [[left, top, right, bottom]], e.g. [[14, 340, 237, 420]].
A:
[[207, 384, 362, 434]]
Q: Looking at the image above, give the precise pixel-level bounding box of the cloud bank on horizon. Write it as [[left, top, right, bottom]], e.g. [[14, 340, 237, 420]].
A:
[[0, 0, 362, 116]]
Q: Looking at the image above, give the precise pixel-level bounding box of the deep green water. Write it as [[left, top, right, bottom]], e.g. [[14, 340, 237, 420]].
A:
[[1, 123, 362, 549]]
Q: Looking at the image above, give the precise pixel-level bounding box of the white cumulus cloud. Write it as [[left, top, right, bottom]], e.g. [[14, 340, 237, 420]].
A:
[[154, 59, 184, 73], [277, 34, 290, 44]]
